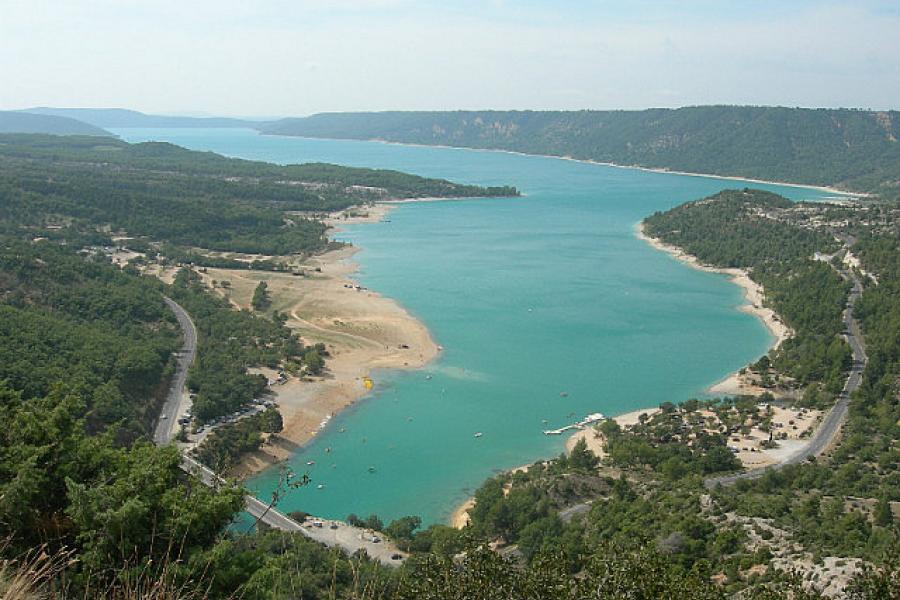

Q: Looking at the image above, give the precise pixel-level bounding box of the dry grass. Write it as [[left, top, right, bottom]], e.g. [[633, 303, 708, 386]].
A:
[[0, 543, 215, 600], [0, 540, 391, 600], [0, 545, 73, 600]]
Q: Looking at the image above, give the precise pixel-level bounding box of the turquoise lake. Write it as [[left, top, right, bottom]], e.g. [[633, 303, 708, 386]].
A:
[[116, 128, 839, 526]]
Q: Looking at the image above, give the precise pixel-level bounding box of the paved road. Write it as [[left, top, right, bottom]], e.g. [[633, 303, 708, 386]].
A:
[[157, 298, 405, 566], [154, 297, 198, 444], [705, 266, 867, 488]]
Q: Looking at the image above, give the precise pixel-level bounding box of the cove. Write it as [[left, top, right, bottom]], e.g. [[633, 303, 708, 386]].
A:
[[116, 128, 840, 526]]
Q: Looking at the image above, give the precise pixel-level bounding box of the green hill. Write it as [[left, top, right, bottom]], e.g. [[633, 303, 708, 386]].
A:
[[261, 106, 900, 195], [0, 133, 516, 255], [0, 110, 110, 136]]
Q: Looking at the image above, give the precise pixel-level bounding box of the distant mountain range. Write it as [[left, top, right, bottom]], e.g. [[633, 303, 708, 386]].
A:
[[0, 111, 111, 136], [7, 105, 900, 197], [260, 107, 900, 195], [23, 107, 261, 129]]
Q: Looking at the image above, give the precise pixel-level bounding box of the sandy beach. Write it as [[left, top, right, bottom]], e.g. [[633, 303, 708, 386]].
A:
[[197, 240, 439, 478], [635, 222, 792, 397], [449, 498, 476, 529]]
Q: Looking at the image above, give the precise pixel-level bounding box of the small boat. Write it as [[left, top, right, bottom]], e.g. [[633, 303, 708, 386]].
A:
[[325, 447, 332, 453], [306, 460, 315, 466], [560, 392, 569, 397], [425, 374, 432, 380], [317, 484, 325, 489], [474, 432, 483, 438], [368, 466, 376, 473]]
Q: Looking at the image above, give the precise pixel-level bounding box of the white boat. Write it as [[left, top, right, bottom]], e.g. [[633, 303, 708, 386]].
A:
[[474, 432, 483, 438]]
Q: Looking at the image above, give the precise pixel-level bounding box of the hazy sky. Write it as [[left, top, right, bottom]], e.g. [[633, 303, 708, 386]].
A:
[[2, 0, 898, 117]]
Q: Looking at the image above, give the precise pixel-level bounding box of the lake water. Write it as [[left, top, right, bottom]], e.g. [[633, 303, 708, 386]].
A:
[[116, 128, 838, 526]]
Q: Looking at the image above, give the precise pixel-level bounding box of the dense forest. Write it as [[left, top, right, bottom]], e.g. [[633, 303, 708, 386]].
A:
[[0, 240, 179, 438], [261, 107, 900, 196], [0, 134, 517, 256]]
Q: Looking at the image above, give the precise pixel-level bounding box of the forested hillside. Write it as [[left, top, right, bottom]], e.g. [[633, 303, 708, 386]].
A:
[[0, 134, 517, 255], [0, 240, 179, 438], [262, 107, 900, 195], [644, 189, 852, 395]]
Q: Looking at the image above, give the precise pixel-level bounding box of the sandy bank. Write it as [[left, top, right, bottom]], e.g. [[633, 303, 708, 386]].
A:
[[198, 244, 438, 478], [449, 498, 475, 529], [635, 222, 792, 397]]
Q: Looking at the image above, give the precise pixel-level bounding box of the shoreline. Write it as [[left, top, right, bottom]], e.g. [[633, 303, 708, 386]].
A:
[[634, 222, 792, 396], [204, 213, 440, 478], [264, 132, 861, 199], [448, 406, 660, 529]]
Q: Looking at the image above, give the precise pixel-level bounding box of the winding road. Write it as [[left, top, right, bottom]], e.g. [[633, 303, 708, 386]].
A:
[[704, 263, 867, 488], [154, 297, 197, 444], [157, 296, 405, 566]]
